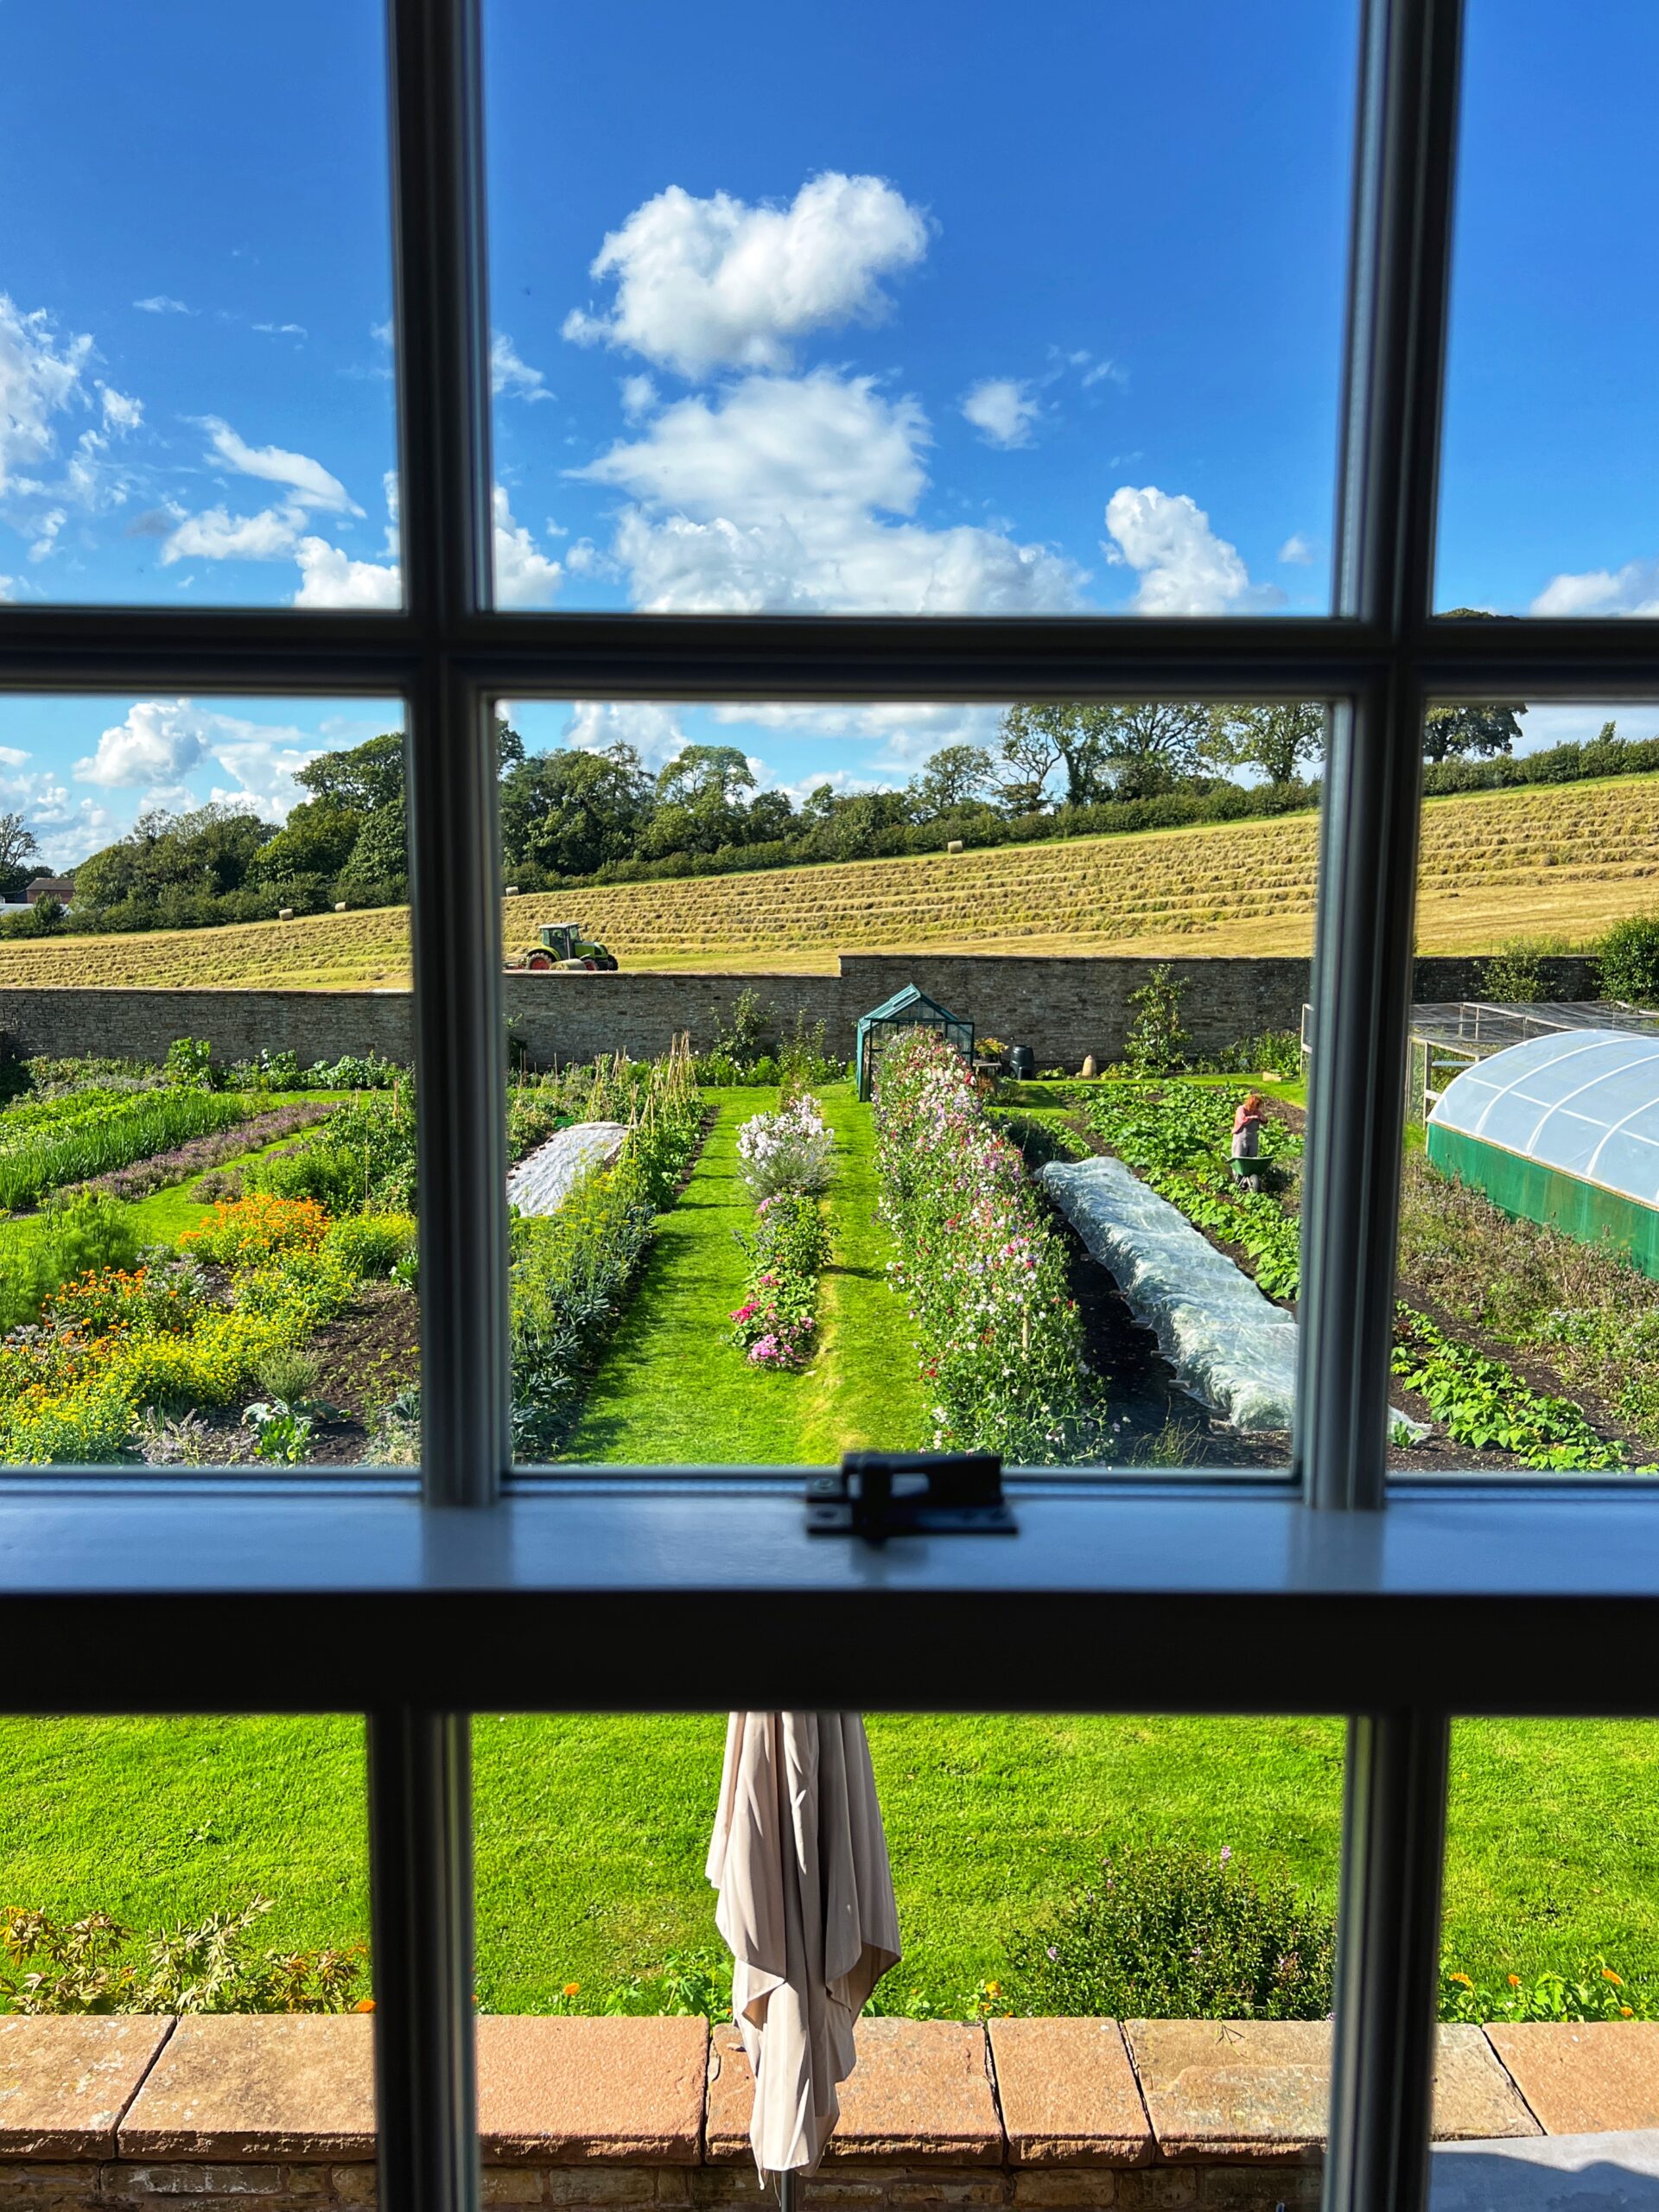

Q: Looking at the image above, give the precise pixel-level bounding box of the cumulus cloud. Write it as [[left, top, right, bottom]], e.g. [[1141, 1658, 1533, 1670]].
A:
[[1103, 485, 1283, 614], [491, 486, 563, 606], [1278, 532, 1315, 566], [133, 296, 193, 315], [562, 700, 688, 768], [1530, 557, 1659, 618], [292, 537, 401, 608], [575, 369, 1083, 615], [199, 416, 359, 513], [99, 385, 143, 432], [0, 296, 92, 496], [962, 378, 1039, 449], [72, 700, 322, 825], [492, 332, 552, 402], [28, 508, 67, 563], [563, 172, 928, 378]]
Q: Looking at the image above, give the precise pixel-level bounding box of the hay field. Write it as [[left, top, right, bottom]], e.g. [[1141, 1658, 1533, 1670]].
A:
[[3, 775, 1655, 990]]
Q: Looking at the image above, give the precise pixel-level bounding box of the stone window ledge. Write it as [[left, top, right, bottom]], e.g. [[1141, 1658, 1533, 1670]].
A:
[[3, 2012, 1656, 2204]]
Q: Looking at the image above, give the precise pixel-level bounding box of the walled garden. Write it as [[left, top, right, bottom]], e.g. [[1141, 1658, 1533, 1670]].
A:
[[4, 1020, 1659, 2027]]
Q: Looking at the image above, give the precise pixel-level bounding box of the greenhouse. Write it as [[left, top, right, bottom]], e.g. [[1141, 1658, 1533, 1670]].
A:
[[1427, 1029, 1659, 1277], [855, 985, 974, 1100]]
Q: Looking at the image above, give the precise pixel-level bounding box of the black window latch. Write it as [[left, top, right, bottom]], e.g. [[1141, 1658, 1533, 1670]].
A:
[[806, 1452, 1015, 1541]]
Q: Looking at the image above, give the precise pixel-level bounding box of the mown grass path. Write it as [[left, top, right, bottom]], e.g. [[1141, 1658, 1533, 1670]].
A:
[[563, 1082, 929, 1463]]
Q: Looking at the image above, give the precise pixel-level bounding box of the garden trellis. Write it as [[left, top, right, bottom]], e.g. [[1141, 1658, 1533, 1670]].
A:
[[855, 985, 973, 1101]]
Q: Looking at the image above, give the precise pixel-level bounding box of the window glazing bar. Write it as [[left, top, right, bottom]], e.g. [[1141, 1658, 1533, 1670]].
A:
[[388, 0, 509, 1506], [1300, 0, 1464, 1513], [366, 1710, 480, 2212], [1323, 1713, 1452, 2212]]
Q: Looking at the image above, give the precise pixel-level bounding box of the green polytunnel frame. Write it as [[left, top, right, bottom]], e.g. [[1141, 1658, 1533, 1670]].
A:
[[1427, 1029, 1659, 1279], [855, 984, 975, 1100]]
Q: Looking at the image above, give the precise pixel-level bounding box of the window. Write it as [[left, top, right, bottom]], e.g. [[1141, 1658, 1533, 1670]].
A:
[[5, 5, 1656, 2212]]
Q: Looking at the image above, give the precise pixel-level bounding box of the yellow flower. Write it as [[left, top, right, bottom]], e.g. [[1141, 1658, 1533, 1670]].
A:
[[1603, 1968, 1624, 1986], [1507, 1974, 1521, 1987], [1449, 1973, 1474, 1988], [1622, 2006, 1635, 2018], [984, 1980, 1001, 1999], [563, 1982, 581, 1998]]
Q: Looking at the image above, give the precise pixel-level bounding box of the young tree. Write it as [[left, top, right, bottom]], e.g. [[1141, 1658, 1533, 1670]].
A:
[[1208, 702, 1326, 785]]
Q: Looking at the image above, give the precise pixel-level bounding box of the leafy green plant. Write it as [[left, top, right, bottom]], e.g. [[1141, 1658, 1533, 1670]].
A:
[[255, 1348, 320, 1406], [1597, 914, 1659, 1007], [1119, 964, 1191, 1076], [0, 1193, 143, 1332], [1196, 1029, 1303, 1077], [2, 1897, 365, 2014], [1477, 938, 1563, 1004], [164, 1036, 217, 1091], [1005, 1842, 1335, 2020], [1390, 1309, 1624, 1469], [243, 1400, 316, 1463], [1440, 1958, 1649, 2024]]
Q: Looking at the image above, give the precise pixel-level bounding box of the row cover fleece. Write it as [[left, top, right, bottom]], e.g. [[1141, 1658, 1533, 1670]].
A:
[[1040, 1154, 1301, 1431], [505, 1121, 627, 1216]]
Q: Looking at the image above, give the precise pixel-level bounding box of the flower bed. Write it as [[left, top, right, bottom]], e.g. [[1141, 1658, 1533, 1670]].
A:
[[730, 1192, 829, 1370], [874, 1028, 1096, 1460], [0, 1084, 259, 1212], [61, 1101, 338, 1203]]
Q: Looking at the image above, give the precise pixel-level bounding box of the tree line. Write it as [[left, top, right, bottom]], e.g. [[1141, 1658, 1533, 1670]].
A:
[[12, 676, 1640, 943]]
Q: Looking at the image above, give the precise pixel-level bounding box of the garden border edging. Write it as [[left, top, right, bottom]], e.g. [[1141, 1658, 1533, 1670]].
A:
[[6, 2013, 1659, 2209]]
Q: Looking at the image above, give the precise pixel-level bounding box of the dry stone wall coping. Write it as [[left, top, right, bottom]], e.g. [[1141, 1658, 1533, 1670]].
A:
[[5, 2014, 1658, 2183]]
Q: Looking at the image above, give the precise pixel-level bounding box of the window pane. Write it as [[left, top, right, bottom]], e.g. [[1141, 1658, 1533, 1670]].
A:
[[499, 696, 1324, 1471], [483, 2, 1356, 615], [0, 1713, 375, 2176], [1433, 1719, 1659, 2187], [1390, 702, 1659, 1479], [0, 3, 398, 609], [474, 1711, 1337, 2196], [0, 695, 420, 1470], [1438, 3, 1658, 617]]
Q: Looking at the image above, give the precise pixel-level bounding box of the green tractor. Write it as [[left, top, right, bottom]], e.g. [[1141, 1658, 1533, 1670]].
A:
[[507, 920, 620, 973]]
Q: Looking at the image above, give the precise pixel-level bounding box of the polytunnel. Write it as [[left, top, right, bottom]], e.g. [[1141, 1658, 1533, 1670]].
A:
[[1427, 1028, 1659, 1277]]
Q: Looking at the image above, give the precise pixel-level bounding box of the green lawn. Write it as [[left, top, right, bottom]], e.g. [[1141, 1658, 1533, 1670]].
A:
[[5, 1712, 1659, 2014], [564, 1083, 929, 1463]]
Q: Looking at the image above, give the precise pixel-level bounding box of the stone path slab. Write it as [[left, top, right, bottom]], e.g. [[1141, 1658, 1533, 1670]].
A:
[[0, 2014, 174, 2159]]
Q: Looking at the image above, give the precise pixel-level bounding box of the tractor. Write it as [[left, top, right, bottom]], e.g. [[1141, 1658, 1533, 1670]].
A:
[[506, 921, 620, 973]]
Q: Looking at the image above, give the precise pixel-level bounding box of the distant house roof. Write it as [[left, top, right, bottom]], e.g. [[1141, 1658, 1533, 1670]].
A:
[[24, 876, 73, 901]]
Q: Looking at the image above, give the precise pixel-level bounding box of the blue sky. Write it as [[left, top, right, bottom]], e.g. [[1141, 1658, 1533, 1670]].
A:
[[0, 1, 1653, 867]]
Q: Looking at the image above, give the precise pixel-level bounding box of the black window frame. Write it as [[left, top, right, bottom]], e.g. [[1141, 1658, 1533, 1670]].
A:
[[6, 3, 1659, 2209]]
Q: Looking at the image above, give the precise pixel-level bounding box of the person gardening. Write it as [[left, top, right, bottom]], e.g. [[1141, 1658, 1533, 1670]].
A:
[[1231, 1090, 1270, 1191]]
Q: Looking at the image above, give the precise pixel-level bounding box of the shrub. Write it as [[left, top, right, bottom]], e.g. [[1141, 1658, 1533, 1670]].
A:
[[874, 1028, 1097, 1459], [1005, 1843, 1335, 2020], [321, 1211, 415, 1279], [1120, 965, 1190, 1076], [2, 1897, 365, 2014], [735, 1095, 835, 1199], [164, 1036, 217, 1090], [255, 1347, 321, 1406], [1477, 938, 1564, 1003], [1597, 913, 1659, 1007]]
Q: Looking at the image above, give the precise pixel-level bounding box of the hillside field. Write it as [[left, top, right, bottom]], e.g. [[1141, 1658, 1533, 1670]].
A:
[[3, 773, 1656, 989]]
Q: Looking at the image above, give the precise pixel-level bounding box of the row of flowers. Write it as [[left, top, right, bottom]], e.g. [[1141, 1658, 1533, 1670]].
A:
[[729, 1094, 835, 1370], [874, 1028, 1097, 1460], [0, 1193, 413, 1465]]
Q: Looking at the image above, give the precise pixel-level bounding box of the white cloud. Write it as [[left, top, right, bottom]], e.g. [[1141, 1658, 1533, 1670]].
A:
[[162, 503, 306, 564], [72, 701, 322, 827], [292, 537, 402, 608], [575, 369, 1084, 614], [1080, 359, 1124, 391], [99, 385, 143, 432], [962, 378, 1039, 449], [562, 700, 688, 768], [491, 486, 562, 606], [1530, 557, 1659, 618], [0, 576, 14, 600], [563, 171, 928, 377], [1103, 485, 1283, 614], [712, 698, 1003, 762], [492, 332, 552, 402], [132, 296, 193, 315], [620, 373, 658, 421], [0, 746, 29, 768], [1278, 532, 1316, 566], [253, 322, 308, 338], [28, 509, 66, 563], [0, 296, 92, 496], [199, 416, 359, 513]]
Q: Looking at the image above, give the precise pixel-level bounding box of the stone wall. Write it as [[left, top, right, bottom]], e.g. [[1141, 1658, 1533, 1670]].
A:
[[0, 953, 1603, 1077], [2, 2011, 1652, 2212]]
